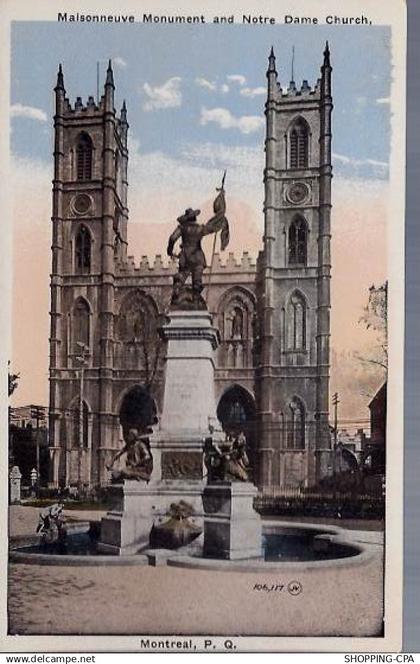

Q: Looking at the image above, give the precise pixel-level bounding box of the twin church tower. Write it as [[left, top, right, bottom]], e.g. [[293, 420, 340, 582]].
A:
[[48, 46, 333, 491]]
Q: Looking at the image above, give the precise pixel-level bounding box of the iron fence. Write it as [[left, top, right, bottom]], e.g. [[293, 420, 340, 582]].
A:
[[254, 485, 385, 519]]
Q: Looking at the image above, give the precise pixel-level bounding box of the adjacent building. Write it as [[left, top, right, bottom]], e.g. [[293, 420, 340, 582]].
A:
[[364, 382, 386, 474], [9, 405, 49, 485]]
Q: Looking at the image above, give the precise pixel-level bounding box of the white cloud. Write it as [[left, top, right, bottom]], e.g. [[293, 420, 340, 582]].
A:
[[376, 97, 390, 104], [333, 153, 352, 164], [113, 56, 127, 69], [365, 158, 388, 168], [142, 77, 182, 111], [10, 104, 47, 122], [240, 86, 266, 98], [333, 152, 388, 169], [179, 142, 264, 199], [196, 79, 230, 94], [227, 74, 246, 86], [200, 107, 264, 135], [124, 138, 266, 229], [195, 77, 217, 91], [333, 152, 388, 179]]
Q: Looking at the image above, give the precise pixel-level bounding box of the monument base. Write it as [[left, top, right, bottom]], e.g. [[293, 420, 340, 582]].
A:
[[99, 309, 223, 556], [98, 479, 204, 555], [202, 482, 262, 560]]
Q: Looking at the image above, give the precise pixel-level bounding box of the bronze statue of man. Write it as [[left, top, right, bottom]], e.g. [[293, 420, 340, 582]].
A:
[[167, 180, 229, 308]]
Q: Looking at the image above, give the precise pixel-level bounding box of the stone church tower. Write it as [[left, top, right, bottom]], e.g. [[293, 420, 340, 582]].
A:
[[49, 62, 129, 487], [48, 47, 332, 492], [256, 44, 333, 489]]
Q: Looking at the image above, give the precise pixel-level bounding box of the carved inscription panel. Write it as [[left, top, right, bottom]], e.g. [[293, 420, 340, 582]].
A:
[[161, 451, 203, 480]]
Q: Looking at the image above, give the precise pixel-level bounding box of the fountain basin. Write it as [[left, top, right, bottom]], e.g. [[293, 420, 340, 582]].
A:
[[9, 520, 379, 570]]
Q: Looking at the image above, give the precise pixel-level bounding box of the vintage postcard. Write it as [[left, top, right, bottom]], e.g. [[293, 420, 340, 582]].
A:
[[1, 0, 405, 653]]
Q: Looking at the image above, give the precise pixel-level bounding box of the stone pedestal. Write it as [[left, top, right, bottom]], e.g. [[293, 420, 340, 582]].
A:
[[99, 482, 153, 554], [98, 481, 204, 554], [159, 310, 220, 433], [150, 309, 224, 509], [99, 310, 223, 555], [202, 482, 262, 560]]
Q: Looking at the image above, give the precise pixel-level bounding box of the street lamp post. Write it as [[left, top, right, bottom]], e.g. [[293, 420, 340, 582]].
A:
[[30, 405, 45, 497], [332, 392, 340, 509], [75, 342, 89, 493]]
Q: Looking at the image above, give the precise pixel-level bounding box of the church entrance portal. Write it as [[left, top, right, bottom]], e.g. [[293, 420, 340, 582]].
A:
[[217, 385, 257, 479], [119, 386, 157, 436]]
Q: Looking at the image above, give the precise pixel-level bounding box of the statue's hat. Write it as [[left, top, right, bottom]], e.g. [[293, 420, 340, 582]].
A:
[[177, 207, 200, 223]]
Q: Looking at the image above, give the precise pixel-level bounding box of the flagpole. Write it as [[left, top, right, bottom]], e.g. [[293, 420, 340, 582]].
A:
[[205, 171, 226, 302], [206, 232, 218, 300]]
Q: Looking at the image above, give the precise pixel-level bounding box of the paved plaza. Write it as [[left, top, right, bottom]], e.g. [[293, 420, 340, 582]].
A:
[[8, 506, 384, 637]]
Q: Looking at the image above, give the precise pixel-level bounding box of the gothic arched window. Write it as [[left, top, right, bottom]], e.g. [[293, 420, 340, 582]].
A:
[[73, 297, 90, 350], [287, 398, 306, 449], [227, 399, 247, 426], [288, 291, 306, 351], [76, 133, 93, 181], [118, 307, 153, 343], [75, 225, 91, 273], [288, 217, 307, 265], [116, 292, 160, 371], [289, 118, 309, 169]]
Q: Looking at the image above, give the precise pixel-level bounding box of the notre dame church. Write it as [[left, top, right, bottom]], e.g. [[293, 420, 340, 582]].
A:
[[48, 45, 333, 492]]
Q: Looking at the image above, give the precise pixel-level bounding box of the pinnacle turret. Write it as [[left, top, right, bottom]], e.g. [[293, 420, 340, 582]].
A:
[[121, 99, 127, 123], [105, 59, 114, 87], [320, 42, 332, 98], [266, 46, 279, 100], [55, 64, 65, 92], [323, 41, 331, 68], [267, 46, 276, 74]]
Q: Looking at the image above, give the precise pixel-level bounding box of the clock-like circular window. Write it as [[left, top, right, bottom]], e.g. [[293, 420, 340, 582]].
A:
[[286, 182, 310, 205], [72, 193, 92, 216]]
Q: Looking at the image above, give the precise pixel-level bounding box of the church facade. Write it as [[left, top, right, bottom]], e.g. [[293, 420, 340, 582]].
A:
[[48, 46, 333, 491]]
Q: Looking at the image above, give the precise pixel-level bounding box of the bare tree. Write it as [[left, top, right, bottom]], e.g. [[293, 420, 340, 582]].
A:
[[137, 311, 165, 391], [357, 281, 388, 373], [118, 302, 167, 394], [8, 361, 20, 397]]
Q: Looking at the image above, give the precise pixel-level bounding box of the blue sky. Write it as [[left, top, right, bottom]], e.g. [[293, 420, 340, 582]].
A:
[[10, 21, 391, 413], [10, 21, 391, 180]]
